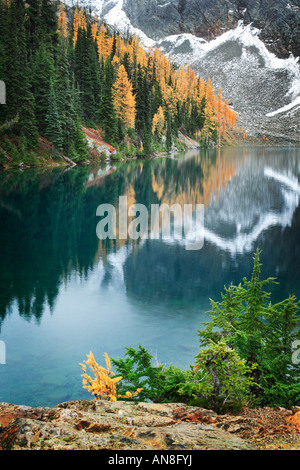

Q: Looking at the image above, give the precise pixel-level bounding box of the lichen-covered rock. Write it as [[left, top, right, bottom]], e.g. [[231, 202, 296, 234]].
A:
[[0, 400, 255, 450], [1, 400, 299, 450]]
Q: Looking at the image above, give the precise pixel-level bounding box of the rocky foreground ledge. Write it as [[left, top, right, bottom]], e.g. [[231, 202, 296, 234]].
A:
[[0, 400, 299, 451]]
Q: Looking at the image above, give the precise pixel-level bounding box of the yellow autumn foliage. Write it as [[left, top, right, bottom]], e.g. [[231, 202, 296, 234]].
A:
[[152, 106, 165, 136], [57, 3, 68, 39], [67, 10, 238, 142], [79, 351, 142, 402], [72, 8, 87, 45], [113, 65, 136, 128], [79, 351, 122, 401]]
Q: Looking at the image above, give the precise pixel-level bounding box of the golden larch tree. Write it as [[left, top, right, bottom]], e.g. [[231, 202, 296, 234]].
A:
[[72, 8, 87, 45], [152, 106, 165, 136], [91, 17, 98, 41], [96, 23, 112, 61], [57, 3, 68, 39], [113, 65, 136, 129]]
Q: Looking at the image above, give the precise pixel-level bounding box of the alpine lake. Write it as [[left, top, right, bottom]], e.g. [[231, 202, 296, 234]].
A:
[[0, 146, 299, 407]]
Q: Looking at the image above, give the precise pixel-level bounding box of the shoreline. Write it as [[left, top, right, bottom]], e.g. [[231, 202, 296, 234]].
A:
[[0, 129, 201, 170], [2, 141, 300, 171], [2, 124, 300, 171]]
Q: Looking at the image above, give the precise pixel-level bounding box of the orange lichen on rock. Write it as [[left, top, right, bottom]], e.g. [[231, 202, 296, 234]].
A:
[[285, 411, 300, 433]]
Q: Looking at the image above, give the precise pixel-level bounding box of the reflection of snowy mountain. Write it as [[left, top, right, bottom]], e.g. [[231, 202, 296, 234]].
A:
[[165, 153, 300, 255], [92, 150, 300, 298], [204, 164, 300, 255]]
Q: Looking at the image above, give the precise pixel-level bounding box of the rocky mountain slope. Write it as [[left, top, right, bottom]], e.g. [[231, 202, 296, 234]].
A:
[[76, 0, 300, 58], [157, 22, 300, 143], [64, 0, 300, 144], [122, 0, 300, 59]]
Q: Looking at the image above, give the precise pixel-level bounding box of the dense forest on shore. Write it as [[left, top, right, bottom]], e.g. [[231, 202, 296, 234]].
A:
[[0, 0, 237, 167]]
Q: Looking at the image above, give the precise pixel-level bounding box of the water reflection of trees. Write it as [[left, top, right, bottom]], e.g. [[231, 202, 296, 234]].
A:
[[122, 151, 300, 306], [0, 152, 234, 326], [1, 148, 299, 326], [0, 167, 101, 326]]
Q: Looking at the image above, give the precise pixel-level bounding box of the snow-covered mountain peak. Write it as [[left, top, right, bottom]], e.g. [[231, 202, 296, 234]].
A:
[[157, 20, 300, 139], [158, 21, 299, 72], [65, 0, 155, 47], [103, 0, 155, 47], [65, 0, 300, 143]]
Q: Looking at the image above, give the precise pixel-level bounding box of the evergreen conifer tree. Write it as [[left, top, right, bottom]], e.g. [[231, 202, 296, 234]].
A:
[[99, 58, 117, 144], [39, 0, 58, 47], [32, 44, 55, 134], [0, 0, 9, 124], [166, 115, 172, 151], [45, 80, 63, 155], [55, 36, 79, 153], [6, 0, 39, 148], [198, 248, 300, 406]]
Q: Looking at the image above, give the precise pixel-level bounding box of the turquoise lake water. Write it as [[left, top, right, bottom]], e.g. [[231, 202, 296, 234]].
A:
[[0, 146, 299, 406]]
